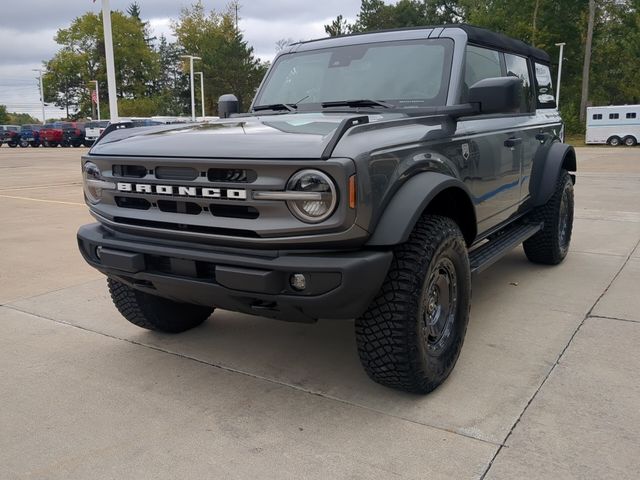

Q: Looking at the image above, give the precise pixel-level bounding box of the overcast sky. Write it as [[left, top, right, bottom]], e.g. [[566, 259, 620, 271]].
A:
[[0, 0, 362, 120]]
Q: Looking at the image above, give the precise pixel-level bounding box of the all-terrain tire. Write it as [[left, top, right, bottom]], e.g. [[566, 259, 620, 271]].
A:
[[107, 278, 214, 333], [355, 215, 471, 394], [523, 170, 574, 265]]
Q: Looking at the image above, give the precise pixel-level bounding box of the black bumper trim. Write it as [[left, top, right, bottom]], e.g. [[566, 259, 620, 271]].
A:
[[78, 223, 392, 322]]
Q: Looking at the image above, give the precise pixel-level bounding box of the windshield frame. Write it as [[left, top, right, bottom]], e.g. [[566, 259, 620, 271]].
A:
[[253, 38, 454, 113]]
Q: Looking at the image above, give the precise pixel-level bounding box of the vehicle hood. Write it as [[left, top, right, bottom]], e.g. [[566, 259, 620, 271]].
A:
[[89, 112, 403, 159]]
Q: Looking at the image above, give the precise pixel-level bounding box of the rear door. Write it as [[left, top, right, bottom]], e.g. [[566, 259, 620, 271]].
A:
[[457, 45, 524, 234]]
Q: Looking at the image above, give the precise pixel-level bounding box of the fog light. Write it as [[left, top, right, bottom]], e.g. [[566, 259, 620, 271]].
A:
[[290, 273, 307, 291], [95, 246, 102, 260]]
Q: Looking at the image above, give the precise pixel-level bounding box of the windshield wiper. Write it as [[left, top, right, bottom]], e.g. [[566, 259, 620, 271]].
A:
[[252, 103, 296, 112], [321, 99, 392, 109]]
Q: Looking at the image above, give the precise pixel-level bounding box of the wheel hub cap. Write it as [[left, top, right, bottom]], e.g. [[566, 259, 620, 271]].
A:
[[421, 258, 458, 354]]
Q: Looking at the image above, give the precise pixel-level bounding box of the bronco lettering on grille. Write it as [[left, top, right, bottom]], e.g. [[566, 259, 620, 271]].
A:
[[116, 182, 247, 200]]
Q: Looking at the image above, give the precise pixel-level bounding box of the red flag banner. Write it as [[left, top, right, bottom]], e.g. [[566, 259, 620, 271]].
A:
[[91, 89, 97, 104]]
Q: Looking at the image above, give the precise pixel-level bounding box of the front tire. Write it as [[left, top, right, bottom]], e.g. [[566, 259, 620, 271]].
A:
[[356, 215, 471, 394], [523, 170, 574, 265], [107, 278, 214, 333]]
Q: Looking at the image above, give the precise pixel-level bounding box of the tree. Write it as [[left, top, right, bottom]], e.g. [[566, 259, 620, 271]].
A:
[[0, 105, 8, 124], [43, 9, 160, 118], [579, 0, 596, 122], [7, 112, 39, 124], [172, 1, 268, 112], [324, 15, 352, 36]]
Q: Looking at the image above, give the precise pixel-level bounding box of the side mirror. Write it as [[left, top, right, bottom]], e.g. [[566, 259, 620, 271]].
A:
[[218, 94, 239, 118], [468, 77, 522, 115]]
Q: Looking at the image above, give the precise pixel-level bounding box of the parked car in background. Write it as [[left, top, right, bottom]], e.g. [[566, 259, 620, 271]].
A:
[[39, 123, 64, 147], [0, 125, 21, 147], [84, 120, 109, 146], [18, 124, 43, 147], [62, 122, 86, 147], [586, 104, 639, 146]]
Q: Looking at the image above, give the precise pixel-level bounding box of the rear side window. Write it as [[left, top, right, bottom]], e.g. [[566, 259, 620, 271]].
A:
[[626, 112, 636, 119], [534, 63, 555, 109], [504, 54, 533, 113], [464, 46, 501, 88]]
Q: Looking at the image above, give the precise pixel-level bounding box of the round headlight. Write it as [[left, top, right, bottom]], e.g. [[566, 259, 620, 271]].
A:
[[286, 169, 337, 223], [83, 161, 104, 204]]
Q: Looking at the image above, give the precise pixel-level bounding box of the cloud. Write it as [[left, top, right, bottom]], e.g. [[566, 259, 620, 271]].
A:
[[0, 0, 362, 119]]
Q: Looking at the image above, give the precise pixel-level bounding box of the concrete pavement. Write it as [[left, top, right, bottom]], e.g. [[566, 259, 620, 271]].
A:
[[0, 146, 639, 479]]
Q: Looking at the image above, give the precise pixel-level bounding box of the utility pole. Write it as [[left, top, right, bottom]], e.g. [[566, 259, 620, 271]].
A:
[[181, 55, 201, 121], [91, 80, 101, 120], [101, 0, 118, 121], [32, 69, 45, 124], [580, 0, 596, 123], [555, 42, 566, 108], [195, 72, 205, 118]]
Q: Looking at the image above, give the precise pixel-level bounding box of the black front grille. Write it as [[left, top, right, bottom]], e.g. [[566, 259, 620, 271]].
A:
[[208, 168, 256, 183], [112, 165, 147, 178], [115, 196, 151, 210], [155, 166, 199, 181], [157, 200, 202, 215], [210, 204, 259, 219]]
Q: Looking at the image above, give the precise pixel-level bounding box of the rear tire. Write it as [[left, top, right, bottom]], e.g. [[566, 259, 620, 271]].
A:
[[20, 140, 29, 148], [356, 215, 471, 394], [523, 170, 574, 265], [623, 136, 637, 147], [607, 136, 622, 146], [107, 278, 214, 333], [8, 142, 17, 148]]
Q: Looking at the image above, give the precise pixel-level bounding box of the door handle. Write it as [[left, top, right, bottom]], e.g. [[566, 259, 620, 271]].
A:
[[504, 137, 522, 148]]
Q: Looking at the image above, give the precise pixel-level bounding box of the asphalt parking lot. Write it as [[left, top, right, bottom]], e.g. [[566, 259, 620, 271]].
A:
[[1, 145, 639, 479]]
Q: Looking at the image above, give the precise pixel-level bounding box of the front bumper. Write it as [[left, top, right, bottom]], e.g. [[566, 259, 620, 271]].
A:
[[78, 223, 392, 322]]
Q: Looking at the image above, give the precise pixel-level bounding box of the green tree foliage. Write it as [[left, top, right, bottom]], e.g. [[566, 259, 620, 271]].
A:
[[325, 0, 640, 133], [172, 1, 268, 112], [7, 112, 39, 124], [0, 105, 8, 124], [44, 7, 161, 118]]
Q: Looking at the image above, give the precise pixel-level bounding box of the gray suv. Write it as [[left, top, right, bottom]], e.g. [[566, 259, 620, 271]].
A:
[[77, 25, 576, 393]]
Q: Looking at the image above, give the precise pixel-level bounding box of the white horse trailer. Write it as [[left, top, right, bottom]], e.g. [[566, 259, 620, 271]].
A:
[[586, 105, 640, 146]]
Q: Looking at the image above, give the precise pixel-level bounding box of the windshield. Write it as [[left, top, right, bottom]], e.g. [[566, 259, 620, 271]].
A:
[[254, 38, 453, 110]]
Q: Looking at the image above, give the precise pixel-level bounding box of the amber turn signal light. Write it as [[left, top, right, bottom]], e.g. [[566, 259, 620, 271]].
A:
[[348, 175, 356, 209]]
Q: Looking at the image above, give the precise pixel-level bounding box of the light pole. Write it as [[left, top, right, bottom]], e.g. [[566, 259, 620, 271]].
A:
[[101, 0, 118, 121], [555, 42, 566, 108], [32, 69, 45, 124], [181, 55, 201, 121], [91, 80, 101, 120], [195, 72, 205, 119]]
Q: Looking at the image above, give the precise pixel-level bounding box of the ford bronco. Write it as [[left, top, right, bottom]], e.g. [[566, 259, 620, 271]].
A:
[[77, 25, 575, 393]]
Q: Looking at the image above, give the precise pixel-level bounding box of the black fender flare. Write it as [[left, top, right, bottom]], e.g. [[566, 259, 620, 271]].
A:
[[366, 172, 477, 246], [530, 142, 576, 207]]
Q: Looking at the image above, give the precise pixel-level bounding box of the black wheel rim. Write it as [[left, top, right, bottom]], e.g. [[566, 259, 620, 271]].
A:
[[558, 185, 571, 250], [420, 257, 458, 355]]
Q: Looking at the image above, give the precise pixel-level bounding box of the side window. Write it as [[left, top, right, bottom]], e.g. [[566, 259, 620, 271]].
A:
[[504, 53, 533, 113], [534, 63, 555, 109], [463, 45, 501, 100], [593, 114, 603, 120], [609, 113, 619, 120], [626, 112, 636, 119]]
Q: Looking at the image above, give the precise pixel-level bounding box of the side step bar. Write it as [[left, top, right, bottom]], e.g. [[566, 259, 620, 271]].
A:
[[469, 222, 543, 276]]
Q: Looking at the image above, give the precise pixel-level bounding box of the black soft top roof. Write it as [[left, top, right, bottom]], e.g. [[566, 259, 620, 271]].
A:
[[456, 24, 550, 63], [296, 24, 551, 64]]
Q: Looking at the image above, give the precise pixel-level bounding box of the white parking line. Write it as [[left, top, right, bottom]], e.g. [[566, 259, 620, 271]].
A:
[[0, 194, 84, 206]]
